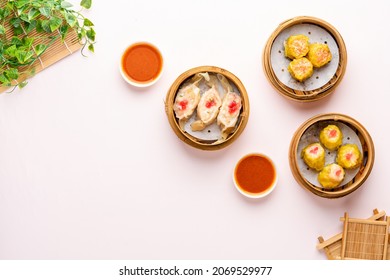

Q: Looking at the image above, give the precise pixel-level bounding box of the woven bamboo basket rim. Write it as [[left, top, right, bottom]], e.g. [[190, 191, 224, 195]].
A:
[[165, 66, 250, 151], [263, 16, 347, 102], [289, 113, 375, 198]]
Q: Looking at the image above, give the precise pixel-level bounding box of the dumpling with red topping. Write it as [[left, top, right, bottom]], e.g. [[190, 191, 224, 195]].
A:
[[318, 163, 345, 188], [173, 73, 208, 128], [336, 144, 362, 169], [217, 92, 242, 138], [301, 143, 325, 171], [320, 124, 343, 151], [191, 78, 222, 131]]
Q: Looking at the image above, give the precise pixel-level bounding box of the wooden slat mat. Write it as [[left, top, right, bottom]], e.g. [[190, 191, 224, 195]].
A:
[[0, 0, 82, 92], [317, 209, 390, 260]]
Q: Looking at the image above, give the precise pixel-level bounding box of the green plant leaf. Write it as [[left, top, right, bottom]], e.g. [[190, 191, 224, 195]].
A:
[[15, 50, 33, 64], [61, 1, 73, 8], [88, 43, 94, 52], [25, 19, 37, 33], [10, 17, 21, 28], [22, 37, 34, 49], [15, 0, 30, 9], [5, 68, 19, 80], [13, 26, 24, 36], [20, 13, 30, 23], [80, 0, 92, 9], [83, 18, 94, 27], [34, 44, 47, 56], [49, 17, 62, 32], [11, 37, 23, 47], [59, 25, 69, 40], [18, 80, 28, 88], [0, 25, 5, 35], [64, 12, 77, 27], [86, 28, 95, 41], [5, 45, 17, 57], [39, 7, 51, 18], [28, 8, 40, 20], [0, 74, 10, 85], [41, 20, 51, 33]]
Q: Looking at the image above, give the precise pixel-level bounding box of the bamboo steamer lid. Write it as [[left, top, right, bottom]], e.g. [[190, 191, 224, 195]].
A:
[[263, 16, 347, 102], [165, 66, 250, 150], [289, 113, 375, 198]]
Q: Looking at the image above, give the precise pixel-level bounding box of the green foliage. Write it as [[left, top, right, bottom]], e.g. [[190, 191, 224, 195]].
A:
[[0, 0, 95, 90]]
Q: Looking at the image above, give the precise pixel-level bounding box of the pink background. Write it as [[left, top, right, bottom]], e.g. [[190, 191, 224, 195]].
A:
[[1, 0, 389, 259]]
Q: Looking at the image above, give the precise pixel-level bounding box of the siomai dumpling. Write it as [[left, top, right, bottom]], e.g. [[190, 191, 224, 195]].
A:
[[301, 143, 325, 171], [318, 163, 345, 189], [320, 124, 343, 151], [216, 74, 242, 139], [288, 57, 313, 82], [307, 43, 332, 68], [173, 73, 209, 128], [284, 34, 310, 59], [336, 144, 362, 169], [191, 77, 222, 131]]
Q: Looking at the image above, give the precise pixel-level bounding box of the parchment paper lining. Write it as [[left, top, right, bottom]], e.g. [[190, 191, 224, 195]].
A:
[[297, 121, 362, 188], [270, 23, 339, 91]]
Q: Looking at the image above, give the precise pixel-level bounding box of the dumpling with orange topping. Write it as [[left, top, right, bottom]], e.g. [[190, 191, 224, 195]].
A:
[[288, 57, 314, 82], [302, 143, 325, 171], [307, 43, 332, 68], [318, 163, 345, 189], [284, 34, 310, 59]]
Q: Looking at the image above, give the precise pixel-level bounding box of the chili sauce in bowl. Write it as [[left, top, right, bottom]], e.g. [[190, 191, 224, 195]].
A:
[[120, 42, 163, 87], [233, 153, 278, 198]]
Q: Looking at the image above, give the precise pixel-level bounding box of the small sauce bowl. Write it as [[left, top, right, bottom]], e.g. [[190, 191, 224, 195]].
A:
[[120, 42, 163, 87], [233, 153, 278, 199]]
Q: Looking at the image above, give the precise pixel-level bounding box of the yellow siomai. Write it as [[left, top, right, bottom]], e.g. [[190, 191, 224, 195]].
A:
[[336, 144, 362, 169], [318, 163, 345, 189], [307, 43, 332, 68], [319, 125, 343, 151], [288, 57, 314, 82], [284, 34, 310, 59], [302, 143, 325, 171]]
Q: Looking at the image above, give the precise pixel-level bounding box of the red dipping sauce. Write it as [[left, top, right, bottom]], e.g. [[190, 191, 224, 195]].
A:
[[120, 42, 163, 86], [234, 153, 277, 198]]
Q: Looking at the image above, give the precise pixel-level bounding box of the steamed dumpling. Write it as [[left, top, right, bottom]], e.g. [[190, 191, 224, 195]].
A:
[[191, 85, 222, 131], [217, 92, 242, 138], [284, 34, 310, 59], [318, 163, 345, 189], [173, 84, 201, 128], [301, 142, 325, 171], [336, 144, 362, 169], [320, 124, 343, 151]]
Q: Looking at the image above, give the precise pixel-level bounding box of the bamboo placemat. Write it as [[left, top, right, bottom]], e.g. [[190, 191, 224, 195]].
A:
[[0, 0, 82, 93], [341, 213, 390, 260], [317, 209, 390, 260]]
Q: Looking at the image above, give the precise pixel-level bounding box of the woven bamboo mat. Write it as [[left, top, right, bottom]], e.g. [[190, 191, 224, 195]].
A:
[[0, 0, 82, 93], [317, 209, 390, 260]]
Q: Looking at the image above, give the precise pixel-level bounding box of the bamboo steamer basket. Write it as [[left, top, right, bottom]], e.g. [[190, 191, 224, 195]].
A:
[[289, 113, 375, 198], [165, 66, 249, 150], [263, 16, 347, 102]]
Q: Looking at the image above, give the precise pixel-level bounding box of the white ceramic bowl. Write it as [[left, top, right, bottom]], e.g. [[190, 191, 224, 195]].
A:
[[233, 153, 278, 199], [119, 41, 163, 87]]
